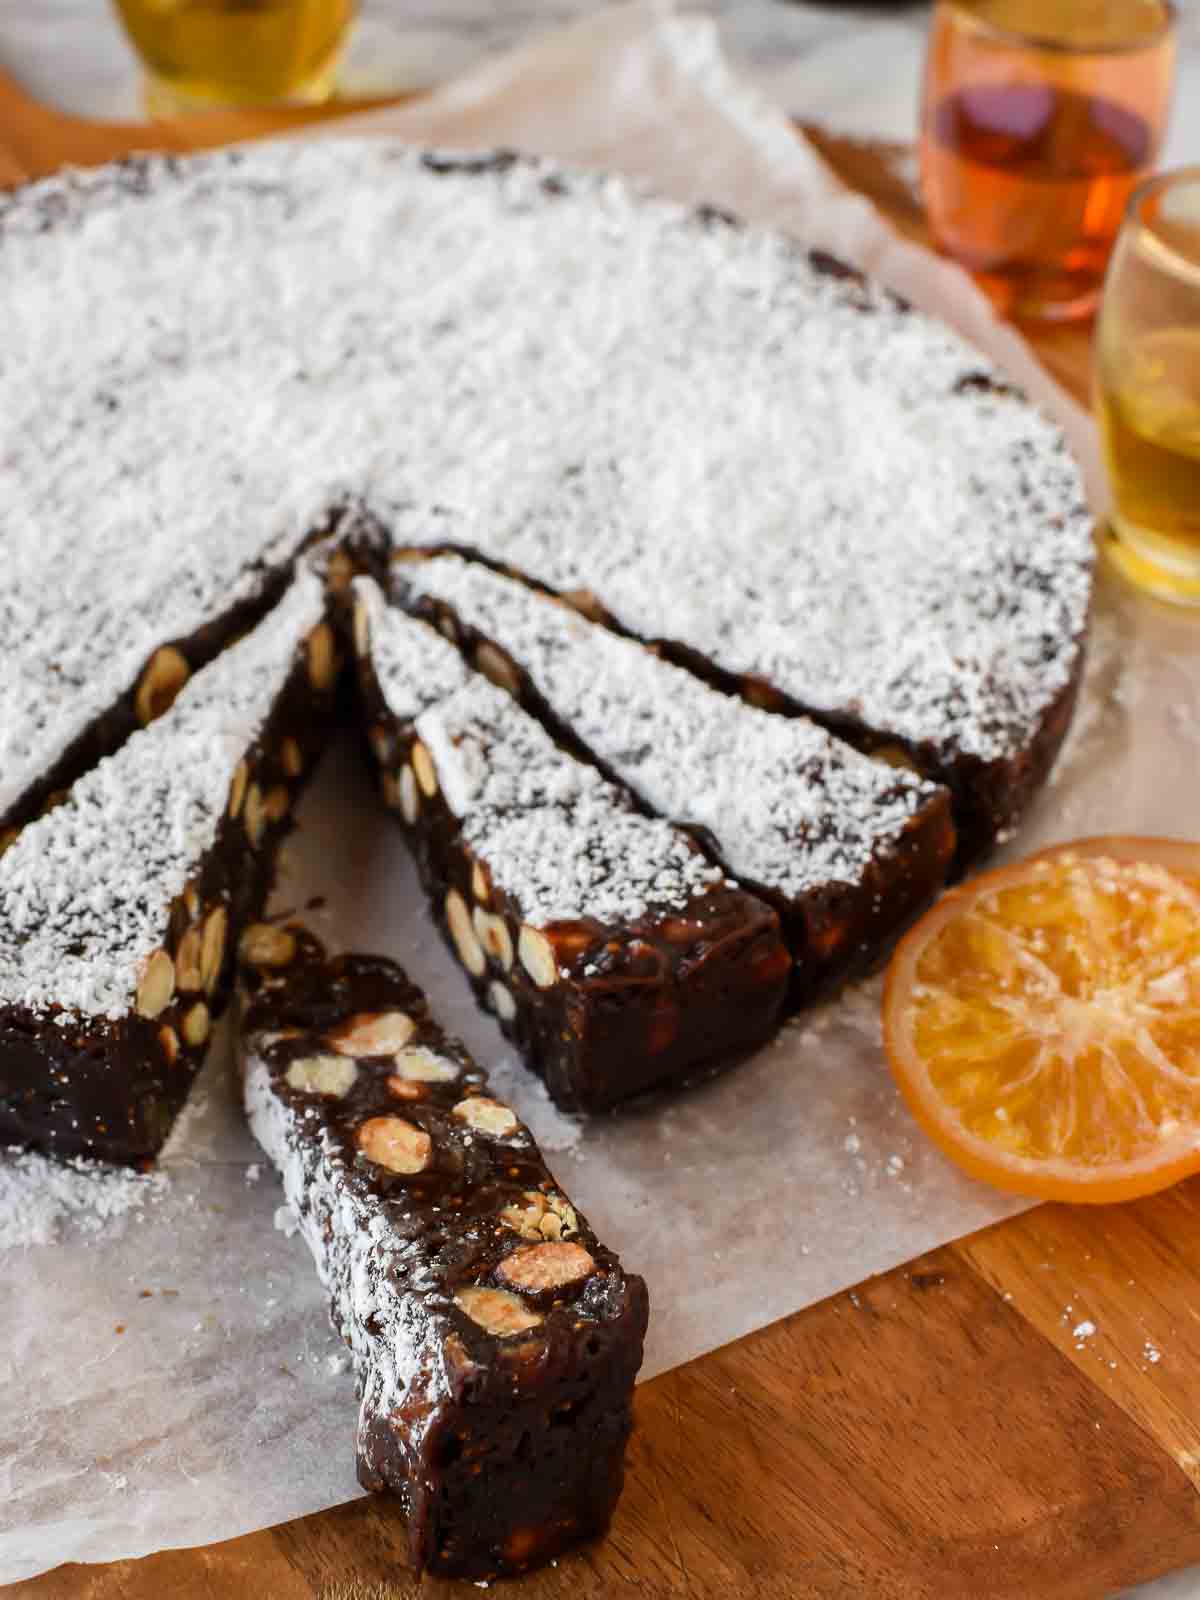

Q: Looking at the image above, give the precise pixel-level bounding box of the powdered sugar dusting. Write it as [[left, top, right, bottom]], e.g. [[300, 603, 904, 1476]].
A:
[[0, 1146, 168, 1250], [483, 1054, 584, 1155], [2, 140, 1089, 831], [243, 1040, 473, 1442], [402, 555, 946, 899], [361, 584, 723, 925], [356, 576, 471, 723], [0, 570, 324, 1018]]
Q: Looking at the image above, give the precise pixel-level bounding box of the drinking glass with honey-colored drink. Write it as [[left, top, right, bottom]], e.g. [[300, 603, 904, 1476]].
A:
[[1097, 168, 1200, 605], [920, 0, 1176, 321], [113, 0, 354, 115]]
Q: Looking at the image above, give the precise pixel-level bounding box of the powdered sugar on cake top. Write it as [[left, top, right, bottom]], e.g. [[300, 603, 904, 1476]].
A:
[[0, 571, 324, 1019], [1, 142, 1089, 816], [355, 576, 472, 724], [358, 581, 722, 926], [401, 555, 946, 900]]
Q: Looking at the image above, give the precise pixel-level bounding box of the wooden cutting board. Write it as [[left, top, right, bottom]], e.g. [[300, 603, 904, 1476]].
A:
[[6, 65, 1200, 1600]]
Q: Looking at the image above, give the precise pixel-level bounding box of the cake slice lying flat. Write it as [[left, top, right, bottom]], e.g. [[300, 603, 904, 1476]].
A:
[[351, 578, 790, 1111], [396, 554, 957, 1001], [0, 569, 339, 1163], [238, 923, 648, 1581]]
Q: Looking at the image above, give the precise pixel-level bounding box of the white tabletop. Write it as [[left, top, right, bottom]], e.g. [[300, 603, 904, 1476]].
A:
[[0, 4, 1198, 1595]]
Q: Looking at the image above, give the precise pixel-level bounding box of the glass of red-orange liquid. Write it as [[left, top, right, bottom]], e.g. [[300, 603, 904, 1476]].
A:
[[919, 0, 1177, 322]]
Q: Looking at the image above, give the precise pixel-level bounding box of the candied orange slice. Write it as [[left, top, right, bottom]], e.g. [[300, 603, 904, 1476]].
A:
[[882, 837, 1200, 1203]]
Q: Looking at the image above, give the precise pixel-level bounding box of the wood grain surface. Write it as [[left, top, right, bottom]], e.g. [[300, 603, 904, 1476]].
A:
[[5, 68, 1199, 1600]]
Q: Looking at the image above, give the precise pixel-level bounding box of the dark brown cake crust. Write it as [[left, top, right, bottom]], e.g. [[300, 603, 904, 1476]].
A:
[[237, 926, 649, 1579]]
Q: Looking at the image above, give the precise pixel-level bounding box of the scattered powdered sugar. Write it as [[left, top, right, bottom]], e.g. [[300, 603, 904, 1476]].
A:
[[1072, 1318, 1097, 1343], [365, 590, 723, 926], [0, 570, 324, 1018], [485, 1053, 584, 1155], [400, 555, 945, 900], [1, 140, 1089, 834], [0, 1146, 169, 1250], [1046, 609, 1128, 784], [1168, 699, 1200, 746], [1144, 1341, 1162, 1365]]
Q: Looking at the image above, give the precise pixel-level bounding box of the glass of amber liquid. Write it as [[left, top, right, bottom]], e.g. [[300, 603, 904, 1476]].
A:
[[920, 0, 1176, 321], [113, 0, 354, 115], [1097, 168, 1200, 604]]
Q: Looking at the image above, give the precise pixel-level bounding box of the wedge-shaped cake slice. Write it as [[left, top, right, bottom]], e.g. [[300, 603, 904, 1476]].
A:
[[396, 554, 956, 1001], [351, 578, 790, 1111], [0, 519, 379, 844], [0, 569, 339, 1163], [238, 923, 648, 1580]]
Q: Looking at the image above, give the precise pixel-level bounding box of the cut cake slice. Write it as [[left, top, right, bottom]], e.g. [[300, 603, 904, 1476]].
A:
[[0, 568, 339, 1163]]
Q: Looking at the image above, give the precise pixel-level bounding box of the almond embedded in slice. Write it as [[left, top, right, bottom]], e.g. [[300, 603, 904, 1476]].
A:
[[357, 1114, 431, 1176], [244, 783, 266, 847], [228, 760, 249, 821], [280, 736, 304, 778], [399, 765, 419, 824], [488, 980, 516, 1023], [446, 890, 486, 978], [182, 1001, 210, 1048], [135, 645, 190, 726], [453, 1097, 519, 1138], [473, 908, 514, 971], [389, 1046, 459, 1084], [518, 926, 558, 990], [474, 640, 520, 696], [353, 595, 371, 659], [286, 1055, 358, 1098], [412, 741, 438, 799], [175, 926, 203, 993], [331, 1011, 416, 1057], [455, 1286, 543, 1337], [239, 922, 298, 970], [200, 905, 228, 994], [307, 621, 338, 691], [136, 949, 176, 1019], [496, 1241, 594, 1293]]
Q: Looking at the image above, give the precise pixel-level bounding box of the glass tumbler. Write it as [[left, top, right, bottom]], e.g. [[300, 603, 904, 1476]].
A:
[[112, 0, 355, 115], [920, 0, 1176, 321], [1096, 167, 1200, 605]]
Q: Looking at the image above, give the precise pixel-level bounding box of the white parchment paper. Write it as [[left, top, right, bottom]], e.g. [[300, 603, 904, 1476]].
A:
[[3, 3, 1199, 1581]]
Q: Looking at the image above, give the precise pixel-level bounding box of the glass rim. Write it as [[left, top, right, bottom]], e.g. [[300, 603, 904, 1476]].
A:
[[942, 0, 1177, 58], [1124, 164, 1200, 277]]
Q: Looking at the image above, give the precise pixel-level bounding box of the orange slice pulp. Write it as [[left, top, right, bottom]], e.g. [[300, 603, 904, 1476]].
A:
[[882, 837, 1200, 1204]]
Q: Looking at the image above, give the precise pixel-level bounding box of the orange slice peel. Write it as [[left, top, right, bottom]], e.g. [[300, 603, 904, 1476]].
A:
[[882, 837, 1200, 1204]]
